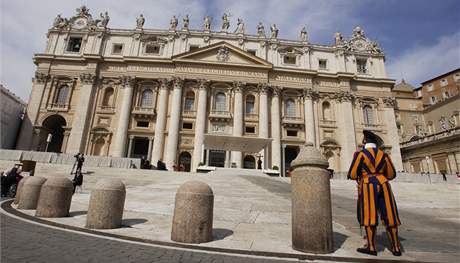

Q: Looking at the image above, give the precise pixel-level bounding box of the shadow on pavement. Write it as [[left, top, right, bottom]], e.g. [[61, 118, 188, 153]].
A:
[[69, 210, 87, 217], [213, 228, 234, 240], [122, 218, 148, 227], [332, 231, 349, 252]]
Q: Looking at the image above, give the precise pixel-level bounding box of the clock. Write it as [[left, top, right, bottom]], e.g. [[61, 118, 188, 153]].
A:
[[353, 39, 367, 51], [73, 18, 87, 29]]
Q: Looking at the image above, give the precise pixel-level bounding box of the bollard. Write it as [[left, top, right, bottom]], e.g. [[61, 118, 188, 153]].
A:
[[14, 176, 30, 205], [35, 177, 73, 218], [171, 181, 214, 243], [86, 179, 126, 229], [18, 176, 47, 209], [291, 143, 333, 254]]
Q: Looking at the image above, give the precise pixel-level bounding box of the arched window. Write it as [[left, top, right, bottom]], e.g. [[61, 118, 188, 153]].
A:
[[215, 92, 226, 111], [184, 91, 195, 111], [322, 101, 331, 120], [363, 105, 373, 124], [285, 99, 296, 117], [140, 89, 153, 108], [245, 95, 255, 114], [55, 85, 69, 105], [102, 87, 114, 106]]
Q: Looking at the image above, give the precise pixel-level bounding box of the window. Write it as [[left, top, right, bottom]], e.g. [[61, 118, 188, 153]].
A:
[[285, 99, 296, 117], [102, 87, 114, 106], [454, 73, 460, 81], [145, 44, 160, 54], [319, 59, 327, 69], [427, 84, 434, 91], [440, 79, 448, 87], [182, 122, 193, 129], [283, 55, 296, 65], [189, 45, 199, 52], [416, 90, 422, 97], [140, 89, 153, 107], [66, 37, 82, 52], [357, 58, 367, 74], [215, 92, 227, 111], [363, 105, 373, 124], [55, 85, 69, 105], [430, 96, 437, 104], [112, 44, 123, 54], [287, 130, 298, 137], [322, 101, 331, 120], [247, 49, 256, 56], [245, 126, 255, 134], [137, 121, 149, 128], [184, 91, 195, 111], [443, 91, 450, 99], [245, 95, 255, 114]]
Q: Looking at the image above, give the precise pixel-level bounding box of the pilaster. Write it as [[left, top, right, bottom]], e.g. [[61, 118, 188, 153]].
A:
[[111, 76, 135, 157]]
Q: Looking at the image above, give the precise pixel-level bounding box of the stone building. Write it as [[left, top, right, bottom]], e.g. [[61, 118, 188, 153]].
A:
[[17, 6, 402, 173], [1, 85, 26, 149], [394, 68, 460, 174]]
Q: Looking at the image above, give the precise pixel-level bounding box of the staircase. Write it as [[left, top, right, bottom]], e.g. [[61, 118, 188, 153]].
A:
[[209, 167, 267, 176]]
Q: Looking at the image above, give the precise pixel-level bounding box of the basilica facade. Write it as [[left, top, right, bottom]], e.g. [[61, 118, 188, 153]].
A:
[[17, 6, 403, 174]]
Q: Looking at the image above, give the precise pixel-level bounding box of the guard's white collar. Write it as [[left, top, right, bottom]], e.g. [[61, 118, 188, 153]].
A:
[[364, 143, 377, 149]]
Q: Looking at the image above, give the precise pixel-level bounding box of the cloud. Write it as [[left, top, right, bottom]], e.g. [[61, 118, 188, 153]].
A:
[[387, 31, 460, 86]]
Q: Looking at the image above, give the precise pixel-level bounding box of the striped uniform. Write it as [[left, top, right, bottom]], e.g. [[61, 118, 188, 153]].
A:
[[348, 147, 401, 227]]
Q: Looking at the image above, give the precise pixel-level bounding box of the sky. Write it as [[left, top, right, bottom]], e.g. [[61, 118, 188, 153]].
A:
[[1, 0, 459, 101]]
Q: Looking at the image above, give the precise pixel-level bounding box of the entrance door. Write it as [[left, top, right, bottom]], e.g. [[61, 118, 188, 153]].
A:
[[209, 150, 226, 167], [131, 137, 149, 158], [243, 155, 256, 169], [284, 145, 300, 173], [179, 152, 192, 172], [42, 114, 66, 153]]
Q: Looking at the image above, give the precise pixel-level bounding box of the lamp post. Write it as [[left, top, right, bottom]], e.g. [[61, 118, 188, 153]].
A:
[[45, 133, 52, 152]]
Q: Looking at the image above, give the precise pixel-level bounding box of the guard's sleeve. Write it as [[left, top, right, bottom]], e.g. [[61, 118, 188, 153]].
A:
[[384, 153, 397, 180], [347, 151, 362, 180]]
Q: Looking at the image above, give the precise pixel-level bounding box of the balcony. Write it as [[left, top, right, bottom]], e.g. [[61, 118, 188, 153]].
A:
[[182, 109, 196, 117], [319, 119, 336, 127], [363, 123, 381, 130], [97, 105, 115, 113], [244, 113, 258, 120], [209, 110, 232, 122], [132, 106, 156, 119], [47, 103, 68, 111], [282, 116, 304, 128]]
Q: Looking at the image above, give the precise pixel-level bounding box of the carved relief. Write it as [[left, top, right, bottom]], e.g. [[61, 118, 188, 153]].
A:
[[382, 97, 396, 108], [34, 72, 49, 84], [216, 47, 230, 62], [342, 26, 383, 55], [197, 79, 211, 90]]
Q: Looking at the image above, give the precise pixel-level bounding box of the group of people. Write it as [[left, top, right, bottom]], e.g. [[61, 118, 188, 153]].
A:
[[1, 164, 23, 197]]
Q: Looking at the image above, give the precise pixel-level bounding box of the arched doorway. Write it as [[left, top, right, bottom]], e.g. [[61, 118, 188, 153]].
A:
[[42, 114, 66, 152], [243, 155, 256, 169], [179, 152, 192, 172], [284, 145, 300, 174]]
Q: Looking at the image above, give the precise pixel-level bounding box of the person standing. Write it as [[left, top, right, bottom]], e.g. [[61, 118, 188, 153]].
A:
[[75, 153, 85, 173], [348, 130, 402, 256]]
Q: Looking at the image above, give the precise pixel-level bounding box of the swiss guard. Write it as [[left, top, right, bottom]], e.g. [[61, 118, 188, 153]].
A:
[[347, 130, 402, 256]]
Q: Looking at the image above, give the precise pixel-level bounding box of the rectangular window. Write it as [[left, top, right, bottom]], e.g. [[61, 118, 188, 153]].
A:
[[357, 58, 367, 74], [440, 79, 448, 87], [189, 45, 199, 52], [245, 126, 255, 134], [283, 55, 296, 65], [430, 96, 437, 104], [454, 73, 460, 82], [66, 37, 82, 52], [427, 83, 434, 91], [287, 130, 298, 137], [319, 59, 327, 69], [112, 44, 123, 54], [136, 121, 149, 128], [182, 122, 193, 129], [145, 44, 160, 54], [247, 49, 256, 56], [442, 91, 449, 99]]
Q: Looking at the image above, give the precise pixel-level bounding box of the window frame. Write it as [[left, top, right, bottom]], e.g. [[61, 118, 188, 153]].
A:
[[111, 43, 124, 55], [65, 36, 83, 53]]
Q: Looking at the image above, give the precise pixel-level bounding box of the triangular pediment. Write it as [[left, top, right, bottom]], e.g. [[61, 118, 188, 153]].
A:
[[172, 41, 272, 69]]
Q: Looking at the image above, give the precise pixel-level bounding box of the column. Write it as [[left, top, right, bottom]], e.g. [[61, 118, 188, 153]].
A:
[[111, 76, 135, 157], [271, 86, 282, 171], [147, 136, 154, 160], [17, 72, 49, 150], [382, 97, 403, 171], [231, 81, 244, 168], [258, 83, 269, 169], [61, 130, 71, 153], [66, 73, 97, 154], [165, 78, 183, 169], [335, 90, 357, 172], [151, 79, 170, 165], [127, 135, 134, 158], [192, 80, 210, 171], [303, 87, 318, 146]]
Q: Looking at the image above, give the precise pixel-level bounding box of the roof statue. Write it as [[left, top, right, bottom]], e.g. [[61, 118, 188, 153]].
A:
[[235, 18, 245, 34], [300, 26, 308, 42], [335, 32, 343, 45], [204, 16, 211, 31], [343, 26, 383, 55], [221, 13, 230, 32], [270, 24, 278, 39], [136, 14, 145, 29], [170, 15, 178, 31], [98, 12, 110, 28], [53, 14, 68, 29], [183, 14, 190, 30], [257, 22, 265, 37]]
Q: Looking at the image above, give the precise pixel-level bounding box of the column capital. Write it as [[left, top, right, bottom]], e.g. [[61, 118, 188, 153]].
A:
[[79, 73, 97, 85], [334, 91, 355, 102], [303, 88, 319, 100], [232, 81, 246, 93], [382, 96, 396, 108], [158, 78, 172, 89], [172, 77, 184, 89], [257, 83, 270, 94], [128, 135, 135, 140], [121, 76, 136, 88], [197, 79, 211, 90], [271, 85, 282, 97], [34, 72, 50, 84], [148, 136, 154, 141]]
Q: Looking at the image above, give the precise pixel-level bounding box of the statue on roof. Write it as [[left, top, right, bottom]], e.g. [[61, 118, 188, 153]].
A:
[[204, 16, 211, 31], [136, 14, 145, 29], [221, 13, 230, 32], [300, 26, 308, 42], [170, 15, 178, 31], [335, 32, 343, 45], [352, 26, 365, 38], [76, 5, 91, 17], [270, 24, 278, 39], [53, 14, 68, 29], [235, 18, 245, 34], [257, 22, 265, 37], [99, 12, 110, 28], [183, 14, 190, 30]]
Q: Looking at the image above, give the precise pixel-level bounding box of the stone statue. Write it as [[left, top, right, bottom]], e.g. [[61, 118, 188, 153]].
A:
[[440, 117, 448, 131], [76, 5, 91, 16], [170, 15, 178, 31], [183, 14, 190, 30], [257, 22, 265, 37], [270, 24, 279, 39], [136, 14, 145, 29], [204, 16, 211, 31], [448, 116, 456, 129], [370, 41, 382, 53], [53, 14, 67, 29], [300, 26, 308, 42], [99, 12, 110, 28], [235, 18, 244, 34], [335, 32, 343, 45], [352, 26, 365, 38], [221, 13, 230, 32]]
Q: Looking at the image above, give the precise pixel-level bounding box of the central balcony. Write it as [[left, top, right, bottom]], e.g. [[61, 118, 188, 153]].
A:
[[282, 116, 304, 128], [209, 110, 232, 122], [132, 106, 156, 119]]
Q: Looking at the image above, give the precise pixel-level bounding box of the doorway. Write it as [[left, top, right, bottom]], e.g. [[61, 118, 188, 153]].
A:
[[42, 114, 66, 152], [209, 150, 226, 167], [131, 137, 149, 159], [284, 145, 300, 173]]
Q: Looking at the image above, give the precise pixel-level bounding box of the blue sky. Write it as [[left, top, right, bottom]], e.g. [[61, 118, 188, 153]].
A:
[[1, 0, 459, 100]]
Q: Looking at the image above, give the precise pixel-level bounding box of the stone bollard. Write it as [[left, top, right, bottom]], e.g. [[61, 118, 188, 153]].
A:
[[171, 181, 214, 243], [14, 176, 30, 205], [86, 179, 126, 229], [35, 177, 73, 218], [291, 143, 333, 254], [17, 176, 47, 209]]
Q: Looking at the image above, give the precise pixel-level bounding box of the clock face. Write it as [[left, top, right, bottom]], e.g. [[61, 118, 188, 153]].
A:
[[73, 18, 87, 29], [354, 39, 367, 51]]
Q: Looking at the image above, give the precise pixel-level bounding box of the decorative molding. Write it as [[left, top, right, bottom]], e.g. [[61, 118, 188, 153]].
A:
[[303, 88, 319, 100], [271, 86, 282, 97], [121, 76, 136, 87], [197, 79, 211, 90], [334, 91, 355, 102], [158, 78, 172, 89], [34, 72, 49, 84], [172, 77, 184, 88], [382, 96, 396, 108], [232, 81, 245, 93], [79, 73, 96, 85], [257, 83, 270, 94]]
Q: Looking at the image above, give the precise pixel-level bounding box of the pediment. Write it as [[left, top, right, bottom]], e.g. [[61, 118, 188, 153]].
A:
[[172, 41, 272, 69]]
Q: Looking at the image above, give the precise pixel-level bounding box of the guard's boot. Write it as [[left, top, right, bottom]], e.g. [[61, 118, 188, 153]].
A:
[[357, 226, 377, 256], [386, 226, 402, 256]]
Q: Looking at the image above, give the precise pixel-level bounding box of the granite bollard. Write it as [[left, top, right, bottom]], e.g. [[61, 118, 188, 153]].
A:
[[171, 181, 214, 243], [86, 179, 126, 229], [291, 143, 333, 253], [17, 176, 47, 209], [35, 177, 73, 217], [14, 176, 29, 205]]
